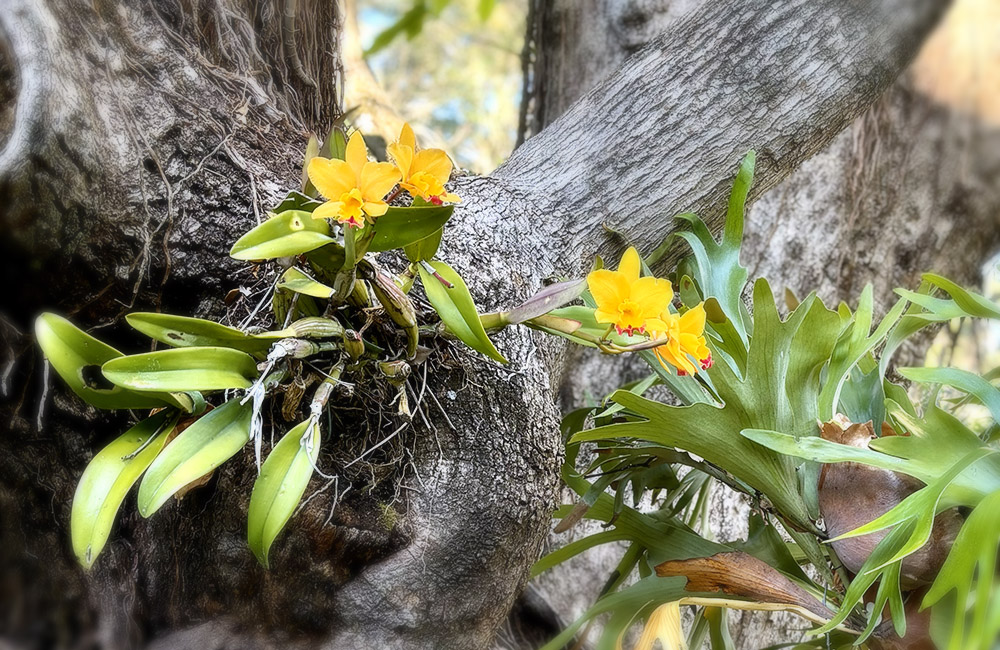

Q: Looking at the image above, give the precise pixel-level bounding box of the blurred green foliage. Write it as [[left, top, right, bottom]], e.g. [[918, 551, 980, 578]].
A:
[[360, 0, 526, 172]]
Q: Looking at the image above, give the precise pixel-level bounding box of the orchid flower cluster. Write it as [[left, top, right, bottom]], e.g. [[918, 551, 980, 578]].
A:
[[307, 123, 460, 229], [588, 247, 712, 376]]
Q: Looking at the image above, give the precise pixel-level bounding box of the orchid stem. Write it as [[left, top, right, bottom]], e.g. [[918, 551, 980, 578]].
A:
[[385, 187, 403, 203]]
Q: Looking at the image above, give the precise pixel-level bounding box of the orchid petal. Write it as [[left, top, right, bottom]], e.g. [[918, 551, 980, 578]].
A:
[[399, 122, 416, 150], [631, 277, 673, 317], [412, 149, 453, 184], [594, 308, 620, 325], [387, 142, 413, 180], [312, 200, 344, 221], [307, 158, 355, 200], [645, 317, 670, 334], [617, 247, 642, 281], [359, 162, 401, 201], [587, 270, 630, 312], [345, 130, 369, 177], [680, 303, 707, 334], [362, 200, 388, 218]]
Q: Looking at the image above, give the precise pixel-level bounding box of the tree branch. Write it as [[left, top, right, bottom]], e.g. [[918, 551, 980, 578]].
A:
[[495, 0, 948, 264]]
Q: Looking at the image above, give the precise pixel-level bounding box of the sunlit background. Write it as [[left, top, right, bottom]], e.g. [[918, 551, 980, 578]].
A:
[[351, 0, 525, 173]]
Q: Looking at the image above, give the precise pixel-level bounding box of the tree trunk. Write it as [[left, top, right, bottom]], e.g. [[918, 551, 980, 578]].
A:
[[517, 0, 1000, 647], [1, 1, 949, 649]]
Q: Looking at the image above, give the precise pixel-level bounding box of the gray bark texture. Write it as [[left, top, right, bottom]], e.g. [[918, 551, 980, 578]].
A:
[[517, 0, 1000, 647], [0, 0, 956, 649]]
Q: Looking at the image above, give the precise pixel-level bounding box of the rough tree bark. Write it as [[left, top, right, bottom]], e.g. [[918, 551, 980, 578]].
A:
[[518, 0, 1000, 646], [0, 1, 949, 649]]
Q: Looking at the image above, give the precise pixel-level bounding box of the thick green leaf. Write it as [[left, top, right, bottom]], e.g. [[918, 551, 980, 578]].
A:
[[126, 313, 282, 355], [881, 277, 1000, 380], [837, 364, 887, 431], [305, 242, 348, 282], [670, 151, 756, 345], [35, 313, 177, 410], [817, 285, 907, 420], [403, 227, 444, 262], [102, 347, 258, 392], [531, 530, 630, 578], [830, 448, 996, 570], [137, 399, 252, 516], [230, 210, 333, 260], [507, 278, 587, 324], [899, 366, 1000, 426], [368, 205, 454, 253], [301, 135, 320, 196], [923, 489, 1000, 650], [247, 419, 321, 567], [813, 522, 915, 635], [923, 273, 1000, 319], [538, 576, 691, 650], [276, 267, 334, 299], [744, 418, 1000, 509], [878, 401, 1000, 502], [724, 149, 755, 247], [742, 428, 917, 477], [320, 126, 348, 161], [71, 411, 175, 569], [418, 260, 507, 363]]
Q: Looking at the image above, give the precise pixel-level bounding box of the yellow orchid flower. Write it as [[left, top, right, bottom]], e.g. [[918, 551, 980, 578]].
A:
[[587, 247, 673, 336], [650, 302, 713, 376], [387, 123, 460, 205], [307, 130, 400, 228], [629, 601, 687, 650]]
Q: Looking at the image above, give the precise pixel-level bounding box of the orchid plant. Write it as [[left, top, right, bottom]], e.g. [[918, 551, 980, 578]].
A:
[[35, 122, 507, 570]]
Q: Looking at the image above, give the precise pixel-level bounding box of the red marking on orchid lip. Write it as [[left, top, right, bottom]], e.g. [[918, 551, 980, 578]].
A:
[[616, 324, 644, 337], [700, 355, 714, 370], [677, 369, 688, 376], [430, 195, 444, 206]]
